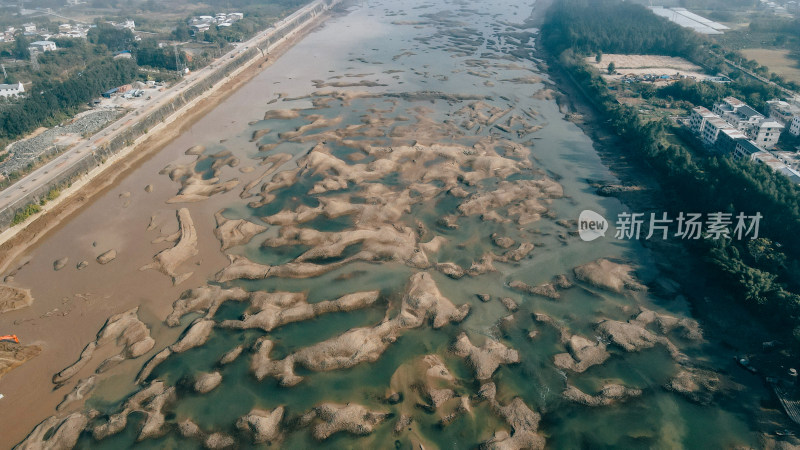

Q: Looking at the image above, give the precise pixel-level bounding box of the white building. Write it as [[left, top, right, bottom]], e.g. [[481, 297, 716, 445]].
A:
[[714, 97, 765, 131], [712, 96, 784, 148], [752, 120, 784, 149], [767, 99, 800, 125], [190, 12, 243, 31], [111, 20, 135, 30], [190, 23, 211, 33], [733, 139, 763, 160], [29, 41, 57, 53], [689, 106, 716, 134], [777, 166, 800, 184], [790, 116, 800, 136], [0, 82, 24, 98], [767, 99, 800, 137], [753, 152, 800, 184], [688, 100, 799, 184], [717, 127, 748, 154], [773, 150, 800, 171], [701, 117, 730, 146]]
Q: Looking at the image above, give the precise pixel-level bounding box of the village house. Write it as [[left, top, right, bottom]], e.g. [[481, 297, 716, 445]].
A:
[[767, 99, 800, 137], [0, 82, 24, 98], [28, 41, 57, 53]]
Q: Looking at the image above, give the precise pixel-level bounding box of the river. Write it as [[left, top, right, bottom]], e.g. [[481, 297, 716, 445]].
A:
[[6, 0, 768, 447]]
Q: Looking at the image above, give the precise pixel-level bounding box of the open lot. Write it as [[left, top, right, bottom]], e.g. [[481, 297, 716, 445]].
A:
[[740, 48, 800, 83], [585, 54, 710, 84]]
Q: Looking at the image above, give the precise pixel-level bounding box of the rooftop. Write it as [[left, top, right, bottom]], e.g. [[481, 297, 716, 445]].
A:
[[705, 117, 729, 129], [723, 97, 746, 108], [737, 140, 763, 155], [754, 152, 784, 168], [777, 166, 800, 184], [649, 7, 725, 34], [670, 8, 729, 30], [737, 105, 762, 119], [720, 128, 747, 139], [692, 106, 715, 116], [758, 120, 785, 129]]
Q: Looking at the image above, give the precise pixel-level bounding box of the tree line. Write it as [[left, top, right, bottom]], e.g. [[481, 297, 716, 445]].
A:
[[540, 0, 705, 61], [0, 58, 137, 140], [542, 0, 800, 342]]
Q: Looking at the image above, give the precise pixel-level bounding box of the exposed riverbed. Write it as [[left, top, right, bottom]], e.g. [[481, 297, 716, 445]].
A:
[[3, 0, 772, 448]]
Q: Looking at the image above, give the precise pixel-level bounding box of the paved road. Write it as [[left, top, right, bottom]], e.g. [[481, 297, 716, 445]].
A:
[[721, 56, 798, 99], [0, 5, 315, 215]]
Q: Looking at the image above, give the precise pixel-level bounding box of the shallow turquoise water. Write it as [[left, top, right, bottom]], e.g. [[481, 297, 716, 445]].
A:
[[71, 0, 769, 448]]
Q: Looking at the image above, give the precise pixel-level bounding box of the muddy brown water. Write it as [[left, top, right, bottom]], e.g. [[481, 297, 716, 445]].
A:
[[1, 0, 771, 448]]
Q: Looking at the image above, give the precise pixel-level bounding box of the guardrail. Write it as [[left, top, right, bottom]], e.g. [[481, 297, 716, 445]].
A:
[[0, 0, 341, 230]]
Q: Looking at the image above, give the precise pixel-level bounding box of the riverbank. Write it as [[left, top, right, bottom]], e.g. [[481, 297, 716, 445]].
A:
[[0, 5, 341, 446], [2, 0, 776, 446], [0, 4, 344, 276], [535, 21, 800, 446]]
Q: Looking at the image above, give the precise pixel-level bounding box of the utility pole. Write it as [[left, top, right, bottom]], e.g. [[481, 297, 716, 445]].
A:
[[174, 44, 180, 74]]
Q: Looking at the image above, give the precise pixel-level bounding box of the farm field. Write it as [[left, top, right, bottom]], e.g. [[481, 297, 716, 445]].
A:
[[740, 48, 800, 82]]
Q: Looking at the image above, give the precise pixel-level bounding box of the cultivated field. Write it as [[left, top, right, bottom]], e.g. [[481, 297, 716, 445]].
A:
[[740, 48, 800, 83]]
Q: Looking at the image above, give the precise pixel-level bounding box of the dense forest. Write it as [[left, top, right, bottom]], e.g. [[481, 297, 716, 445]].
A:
[[542, 0, 800, 341], [540, 0, 705, 61]]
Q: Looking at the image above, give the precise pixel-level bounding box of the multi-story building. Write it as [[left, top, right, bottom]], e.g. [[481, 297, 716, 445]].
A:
[[767, 99, 800, 124], [711, 96, 784, 147], [688, 98, 798, 184], [716, 127, 748, 154], [790, 116, 800, 137], [751, 120, 784, 149], [753, 152, 800, 184], [701, 117, 730, 146], [733, 139, 763, 160], [713, 96, 746, 119], [773, 150, 800, 171], [714, 97, 765, 131], [688, 106, 716, 134]]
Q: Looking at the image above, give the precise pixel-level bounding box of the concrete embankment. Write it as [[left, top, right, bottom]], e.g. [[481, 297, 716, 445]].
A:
[[0, 0, 340, 231]]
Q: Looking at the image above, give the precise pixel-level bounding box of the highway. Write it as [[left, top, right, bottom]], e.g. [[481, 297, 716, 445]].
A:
[[0, 1, 329, 221]]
